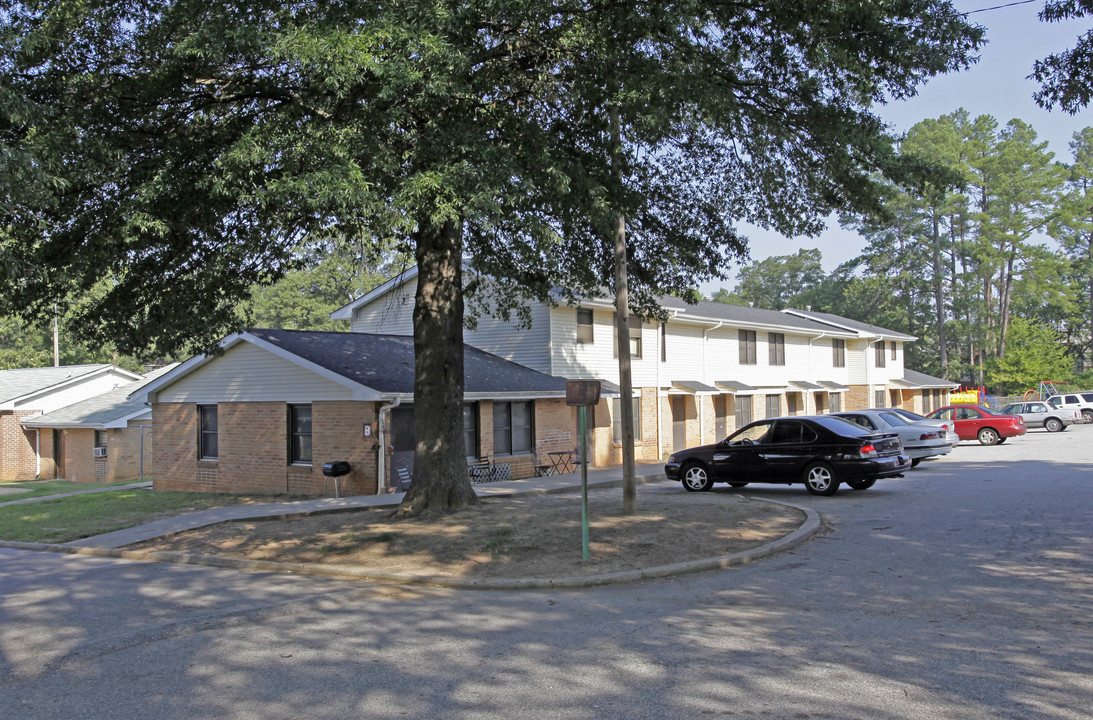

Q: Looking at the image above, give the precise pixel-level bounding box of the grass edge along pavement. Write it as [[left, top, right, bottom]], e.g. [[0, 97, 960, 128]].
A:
[[0, 469, 821, 589]]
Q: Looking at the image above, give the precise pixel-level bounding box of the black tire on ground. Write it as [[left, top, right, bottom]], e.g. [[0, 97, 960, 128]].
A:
[[1045, 417, 1063, 432], [803, 461, 840, 496], [681, 463, 714, 492], [977, 427, 1000, 445], [846, 477, 877, 490], [1083, 409, 1093, 422], [910, 458, 922, 468]]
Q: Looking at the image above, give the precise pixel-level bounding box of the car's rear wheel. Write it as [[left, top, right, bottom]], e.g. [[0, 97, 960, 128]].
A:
[[681, 463, 714, 492], [1083, 409, 1093, 422], [977, 427, 1000, 445], [846, 478, 877, 490], [728, 482, 749, 488], [803, 462, 840, 496], [1045, 417, 1063, 432]]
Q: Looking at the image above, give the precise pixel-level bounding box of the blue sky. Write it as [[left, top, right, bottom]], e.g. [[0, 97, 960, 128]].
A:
[[714, 0, 1093, 291]]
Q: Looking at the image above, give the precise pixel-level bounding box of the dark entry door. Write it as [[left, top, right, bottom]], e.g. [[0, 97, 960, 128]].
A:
[[53, 429, 64, 479], [389, 407, 415, 488], [671, 396, 687, 451]]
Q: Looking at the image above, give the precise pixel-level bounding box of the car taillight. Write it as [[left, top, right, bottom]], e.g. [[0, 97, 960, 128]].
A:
[[859, 442, 877, 458], [919, 431, 940, 440]]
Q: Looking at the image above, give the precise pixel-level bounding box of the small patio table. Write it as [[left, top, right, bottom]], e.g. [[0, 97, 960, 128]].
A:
[[548, 450, 576, 475]]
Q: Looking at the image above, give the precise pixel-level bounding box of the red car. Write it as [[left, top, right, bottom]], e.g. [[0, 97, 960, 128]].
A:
[[926, 404, 1027, 445]]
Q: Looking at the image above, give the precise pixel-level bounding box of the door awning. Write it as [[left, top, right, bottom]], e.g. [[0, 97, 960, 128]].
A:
[[670, 381, 721, 395], [789, 380, 823, 390], [715, 380, 758, 394]]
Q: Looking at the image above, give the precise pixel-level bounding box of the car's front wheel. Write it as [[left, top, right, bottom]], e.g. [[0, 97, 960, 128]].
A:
[[846, 478, 877, 490], [910, 458, 922, 468], [977, 427, 1000, 445], [803, 462, 840, 496], [1045, 417, 1063, 432], [681, 463, 714, 492]]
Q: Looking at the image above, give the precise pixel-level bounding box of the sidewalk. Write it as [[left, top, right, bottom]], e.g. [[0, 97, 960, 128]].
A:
[[1, 464, 820, 589], [66, 463, 670, 548], [0, 481, 153, 508]]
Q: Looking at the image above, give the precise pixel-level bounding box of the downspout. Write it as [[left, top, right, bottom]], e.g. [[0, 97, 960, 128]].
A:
[[701, 321, 724, 444], [35, 429, 41, 478], [377, 397, 402, 494]]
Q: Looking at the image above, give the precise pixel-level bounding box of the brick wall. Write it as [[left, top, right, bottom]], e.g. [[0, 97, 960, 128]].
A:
[[62, 429, 96, 483], [0, 411, 44, 482], [154, 401, 380, 496], [846, 385, 870, 411], [153, 402, 199, 491]]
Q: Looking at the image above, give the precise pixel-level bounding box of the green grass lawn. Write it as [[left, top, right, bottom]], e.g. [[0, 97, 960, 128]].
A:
[[0, 479, 142, 501], [0, 488, 262, 544]]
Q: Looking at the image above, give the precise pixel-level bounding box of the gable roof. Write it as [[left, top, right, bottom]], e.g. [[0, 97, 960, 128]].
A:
[[332, 268, 915, 341], [901, 369, 958, 389], [22, 365, 178, 429], [140, 329, 571, 401], [0, 364, 144, 409], [780, 309, 917, 341]]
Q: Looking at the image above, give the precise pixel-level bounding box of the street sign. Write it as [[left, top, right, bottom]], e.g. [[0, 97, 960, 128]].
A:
[[566, 380, 601, 407]]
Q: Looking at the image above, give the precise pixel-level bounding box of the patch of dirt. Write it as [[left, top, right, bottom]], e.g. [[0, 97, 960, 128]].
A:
[[131, 486, 805, 580]]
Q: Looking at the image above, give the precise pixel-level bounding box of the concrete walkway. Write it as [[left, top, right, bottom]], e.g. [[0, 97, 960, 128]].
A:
[[1, 464, 821, 589], [64, 464, 669, 548], [0, 481, 153, 508]]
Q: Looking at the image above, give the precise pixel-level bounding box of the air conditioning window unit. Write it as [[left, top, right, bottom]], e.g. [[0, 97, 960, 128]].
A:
[[93, 447, 107, 458]]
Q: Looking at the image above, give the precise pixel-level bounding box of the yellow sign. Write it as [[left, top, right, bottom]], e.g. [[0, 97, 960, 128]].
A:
[[951, 391, 979, 404]]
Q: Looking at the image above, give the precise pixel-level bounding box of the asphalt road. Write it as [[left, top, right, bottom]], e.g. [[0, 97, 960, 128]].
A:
[[2, 425, 1091, 719]]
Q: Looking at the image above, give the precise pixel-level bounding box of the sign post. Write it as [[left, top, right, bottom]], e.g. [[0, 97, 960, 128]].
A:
[[566, 380, 601, 562]]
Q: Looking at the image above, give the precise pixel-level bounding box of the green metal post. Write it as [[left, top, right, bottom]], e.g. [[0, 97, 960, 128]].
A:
[[580, 405, 589, 562]]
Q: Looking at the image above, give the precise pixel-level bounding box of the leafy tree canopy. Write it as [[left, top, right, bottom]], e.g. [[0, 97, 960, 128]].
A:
[[1, 1, 984, 512], [1033, 0, 1093, 113]]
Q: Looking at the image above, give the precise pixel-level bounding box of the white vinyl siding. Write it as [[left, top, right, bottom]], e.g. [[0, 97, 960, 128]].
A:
[[157, 343, 354, 404], [350, 281, 416, 335]]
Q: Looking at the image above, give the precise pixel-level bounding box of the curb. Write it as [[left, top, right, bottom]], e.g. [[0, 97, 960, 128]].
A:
[[0, 498, 820, 590]]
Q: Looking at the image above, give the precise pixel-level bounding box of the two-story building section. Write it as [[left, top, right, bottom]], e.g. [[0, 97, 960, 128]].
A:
[[332, 267, 954, 471]]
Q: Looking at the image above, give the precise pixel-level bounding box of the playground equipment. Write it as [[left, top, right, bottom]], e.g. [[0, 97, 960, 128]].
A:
[[952, 386, 1001, 409], [1022, 381, 1070, 401]]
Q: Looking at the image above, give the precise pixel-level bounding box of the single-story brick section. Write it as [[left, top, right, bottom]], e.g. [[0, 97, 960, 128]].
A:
[[1, 364, 144, 483], [134, 329, 586, 496], [22, 365, 176, 483]]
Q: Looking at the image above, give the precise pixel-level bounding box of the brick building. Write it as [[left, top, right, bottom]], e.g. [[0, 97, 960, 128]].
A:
[[1, 365, 144, 483], [333, 268, 957, 465], [21, 366, 176, 484], [136, 329, 575, 496]]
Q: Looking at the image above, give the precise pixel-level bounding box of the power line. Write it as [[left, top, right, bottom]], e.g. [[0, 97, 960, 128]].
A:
[[963, 0, 1040, 17]]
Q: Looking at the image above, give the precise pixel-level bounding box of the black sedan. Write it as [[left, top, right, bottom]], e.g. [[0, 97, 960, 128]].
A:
[[664, 415, 911, 496]]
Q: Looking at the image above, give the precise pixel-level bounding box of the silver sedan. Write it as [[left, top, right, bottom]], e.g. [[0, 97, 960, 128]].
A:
[[833, 409, 953, 467], [1000, 401, 1080, 432]]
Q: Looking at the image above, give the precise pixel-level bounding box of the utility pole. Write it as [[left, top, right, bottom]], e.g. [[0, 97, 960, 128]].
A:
[[53, 304, 59, 367]]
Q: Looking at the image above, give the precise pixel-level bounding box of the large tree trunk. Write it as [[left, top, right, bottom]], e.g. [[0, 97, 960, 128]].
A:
[[398, 218, 477, 516], [611, 103, 637, 515]]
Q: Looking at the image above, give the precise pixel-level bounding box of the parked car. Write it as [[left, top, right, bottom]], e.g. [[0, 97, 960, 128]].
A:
[[925, 404, 1027, 445], [1045, 393, 1093, 423], [999, 401, 1080, 432], [833, 409, 953, 467], [871, 407, 961, 448], [664, 415, 911, 496]]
